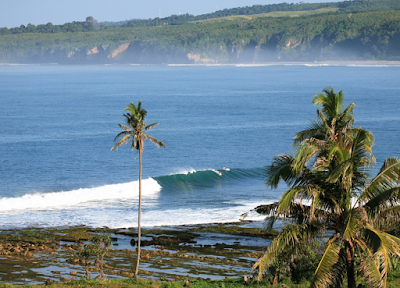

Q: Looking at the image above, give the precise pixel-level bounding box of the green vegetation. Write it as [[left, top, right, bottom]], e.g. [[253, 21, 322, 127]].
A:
[[114, 0, 400, 28], [91, 234, 113, 279], [195, 7, 340, 23], [0, 16, 98, 35], [76, 244, 99, 280], [75, 234, 112, 280], [111, 101, 165, 278], [0, 278, 275, 287], [0, 0, 400, 63], [191, 225, 278, 238], [254, 88, 400, 287], [2, 0, 399, 32]]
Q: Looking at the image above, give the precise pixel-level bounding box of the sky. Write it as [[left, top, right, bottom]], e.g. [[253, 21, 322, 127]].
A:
[[1, 0, 344, 28]]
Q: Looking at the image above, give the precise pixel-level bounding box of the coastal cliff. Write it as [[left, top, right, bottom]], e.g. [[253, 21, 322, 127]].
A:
[[1, 9, 400, 64]]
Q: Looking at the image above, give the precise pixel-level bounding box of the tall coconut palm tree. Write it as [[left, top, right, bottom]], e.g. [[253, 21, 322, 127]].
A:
[[252, 89, 400, 288], [111, 100, 165, 278]]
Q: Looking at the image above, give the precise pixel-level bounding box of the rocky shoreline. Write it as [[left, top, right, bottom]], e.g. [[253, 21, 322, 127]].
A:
[[0, 221, 276, 285]]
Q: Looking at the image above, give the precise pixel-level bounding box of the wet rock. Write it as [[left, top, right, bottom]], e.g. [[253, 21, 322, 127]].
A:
[[69, 258, 79, 264], [119, 271, 134, 278], [45, 279, 53, 285], [51, 271, 61, 274], [70, 271, 77, 276], [141, 254, 151, 260], [130, 239, 136, 246]]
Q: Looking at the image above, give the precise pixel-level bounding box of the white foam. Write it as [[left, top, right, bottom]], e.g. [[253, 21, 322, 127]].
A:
[[114, 201, 270, 228], [0, 178, 161, 212], [168, 167, 221, 175], [0, 199, 272, 230], [170, 167, 197, 175]]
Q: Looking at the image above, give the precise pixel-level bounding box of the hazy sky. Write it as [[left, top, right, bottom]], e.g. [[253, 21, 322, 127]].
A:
[[1, 0, 343, 28]]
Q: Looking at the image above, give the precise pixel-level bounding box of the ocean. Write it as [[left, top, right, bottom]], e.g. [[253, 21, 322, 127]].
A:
[[0, 64, 399, 230]]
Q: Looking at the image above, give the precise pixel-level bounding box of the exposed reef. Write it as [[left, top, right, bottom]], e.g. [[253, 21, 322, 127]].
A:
[[0, 221, 273, 285]]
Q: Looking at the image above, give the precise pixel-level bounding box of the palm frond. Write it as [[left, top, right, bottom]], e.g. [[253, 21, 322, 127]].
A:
[[251, 224, 325, 280], [251, 223, 320, 280], [293, 119, 324, 144], [356, 238, 383, 288], [264, 155, 296, 188], [336, 102, 355, 129], [364, 225, 400, 286], [342, 208, 367, 240], [372, 205, 400, 229], [293, 138, 325, 172], [146, 135, 165, 148], [145, 122, 160, 131], [118, 124, 131, 132], [363, 187, 400, 219], [111, 134, 132, 151], [311, 234, 341, 288], [276, 187, 305, 215], [125, 100, 147, 120], [360, 157, 400, 204], [112, 130, 132, 142], [252, 203, 279, 216]]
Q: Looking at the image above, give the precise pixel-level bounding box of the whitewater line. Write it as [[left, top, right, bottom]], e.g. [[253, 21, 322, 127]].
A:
[[0, 178, 161, 212]]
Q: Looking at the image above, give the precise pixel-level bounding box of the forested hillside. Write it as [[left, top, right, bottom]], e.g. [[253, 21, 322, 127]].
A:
[[1, 0, 399, 64]]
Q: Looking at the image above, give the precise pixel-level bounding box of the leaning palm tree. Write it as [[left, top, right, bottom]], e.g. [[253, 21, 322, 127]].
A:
[[252, 89, 400, 288], [111, 100, 165, 278]]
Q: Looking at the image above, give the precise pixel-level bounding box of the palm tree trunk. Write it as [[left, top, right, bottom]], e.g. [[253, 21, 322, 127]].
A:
[[135, 151, 142, 278], [345, 241, 356, 288], [273, 272, 278, 285]]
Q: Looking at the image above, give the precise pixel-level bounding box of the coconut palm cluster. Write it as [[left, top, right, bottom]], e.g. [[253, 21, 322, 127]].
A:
[[253, 87, 400, 288]]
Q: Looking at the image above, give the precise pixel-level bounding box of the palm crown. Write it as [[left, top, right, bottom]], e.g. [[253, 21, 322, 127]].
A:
[[111, 101, 165, 152]]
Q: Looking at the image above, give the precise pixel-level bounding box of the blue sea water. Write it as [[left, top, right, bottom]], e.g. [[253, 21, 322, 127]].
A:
[[0, 64, 399, 229]]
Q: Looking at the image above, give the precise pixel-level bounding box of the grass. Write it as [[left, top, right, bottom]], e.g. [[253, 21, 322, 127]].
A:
[[0, 277, 298, 287], [194, 7, 339, 23]]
